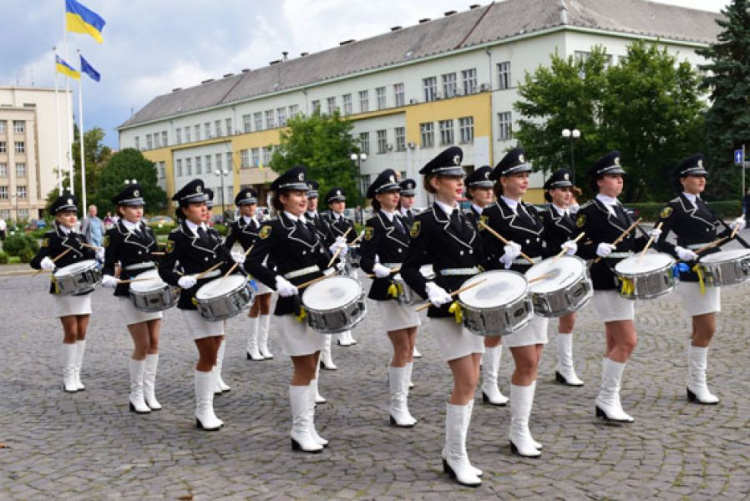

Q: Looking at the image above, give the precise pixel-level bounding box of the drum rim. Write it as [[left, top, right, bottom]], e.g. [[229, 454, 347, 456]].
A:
[[195, 275, 249, 300], [526, 255, 587, 293], [54, 259, 98, 276], [302, 275, 362, 311], [458, 269, 529, 307], [700, 248, 750, 263], [615, 253, 675, 275]]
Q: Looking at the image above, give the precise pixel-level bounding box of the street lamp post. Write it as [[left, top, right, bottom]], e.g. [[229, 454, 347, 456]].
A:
[[561, 128, 581, 171], [214, 169, 229, 221], [349, 152, 367, 196]]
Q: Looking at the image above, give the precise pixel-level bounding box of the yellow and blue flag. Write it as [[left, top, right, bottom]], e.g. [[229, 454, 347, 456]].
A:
[[80, 55, 100, 82], [65, 0, 106, 43], [56, 55, 80, 80]]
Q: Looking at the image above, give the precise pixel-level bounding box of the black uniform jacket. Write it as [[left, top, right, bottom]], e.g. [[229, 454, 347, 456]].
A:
[[359, 210, 411, 301], [654, 194, 731, 282], [245, 212, 335, 316], [224, 215, 260, 252], [463, 206, 482, 228], [102, 220, 159, 297], [30, 224, 96, 295], [576, 198, 649, 290], [323, 212, 357, 243], [481, 198, 550, 274], [158, 220, 238, 310], [539, 204, 577, 253], [307, 211, 335, 247], [401, 208, 417, 227], [401, 203, 494, 318]]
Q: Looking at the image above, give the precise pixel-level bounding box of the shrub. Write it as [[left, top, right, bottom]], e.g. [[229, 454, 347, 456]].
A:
[[18, 248, 35, 263], [2, 232, 39, 257], [0, 251, 8, 264], [628, 200, 742, 221]]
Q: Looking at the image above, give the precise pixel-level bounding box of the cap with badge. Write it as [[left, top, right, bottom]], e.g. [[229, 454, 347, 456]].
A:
[[399, 178, 417, 196], [419, 146, 465, 177], [204, 188, 215, 209], [112, 180, 146, 206], [672, 154, 709, 178], [325, 187, 346, 204], [366, 169, 401, 199], [465, 166, 494, 189], [235, 187, 258, 206], [490, 147, 532, 180], [172, 178, 209, 206], [544, 169, 574, 190], [270, 165, 308, 192], [306, 180, 320, 199], [50, 192, 79, 214], [586, 151, 626, 180]]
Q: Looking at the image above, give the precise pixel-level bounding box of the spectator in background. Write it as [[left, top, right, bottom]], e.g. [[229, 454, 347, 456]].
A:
[[0, 215, 6, 240], [81, 204, 104, 247], [104, 212, 114, 229]]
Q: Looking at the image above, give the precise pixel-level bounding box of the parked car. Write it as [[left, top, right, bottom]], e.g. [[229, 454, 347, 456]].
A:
[[147, 215, 175, 227]]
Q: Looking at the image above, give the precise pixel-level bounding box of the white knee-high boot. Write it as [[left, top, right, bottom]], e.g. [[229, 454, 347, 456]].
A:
[[319, 335, 337, 370], [290, 385, 323, 453], [441, 400, 483, 477], [481, 346, 509, 405], [555, 333, 583, 386], [62, 343, 78, 393], [337, 330, 352, 346], [309, 379, 328, 447], [443, 403, 481, 487], [215, 341, 231, 394], [74, 340, 86, 391], [258, 314, 273, 359], [687, 345, 719, 404], [129, 359, 151, 414], [388, 366, 417, 427], [314, 363, 326, 404], [595, 358, 634, 422], [246, 316, 263, 361], [509, 383, 541, 457], [195, 370, 222, 430], [143, 354, 162, 410]]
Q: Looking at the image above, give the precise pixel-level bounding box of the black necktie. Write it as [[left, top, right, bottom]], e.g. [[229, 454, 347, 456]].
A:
[[450, 209, 463, 234], [197, 226, 210, 244], [296, 220, 312, 240], [613, 204, 628, 225], [394, 215, 406, 235]]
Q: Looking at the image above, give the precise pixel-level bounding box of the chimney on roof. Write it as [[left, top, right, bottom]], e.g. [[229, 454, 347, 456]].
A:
[[172, 87, 182, 93], [340, 39, 355, 46], [300, 52, 309, 57], [282, 51, 289, 61], [241, 68, 251, 73], [418, 18, 431, 24], [223, 73, 234, 78], [391, 26, 402, 31], [270, 59, 281, 65], [469, 4, 480, 9], [201, 79, 214, 84], [445, 10, 457, 16], [560, 0, 568, 24]]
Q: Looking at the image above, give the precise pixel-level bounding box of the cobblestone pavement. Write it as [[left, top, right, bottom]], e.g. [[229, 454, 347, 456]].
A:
[[2, 238, 750, 500]]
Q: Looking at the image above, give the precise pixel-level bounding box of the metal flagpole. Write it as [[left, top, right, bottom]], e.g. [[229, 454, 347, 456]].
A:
[[63, 3, 74, 194], [77, 51, 87, 211], [53, 47, 63, 192]]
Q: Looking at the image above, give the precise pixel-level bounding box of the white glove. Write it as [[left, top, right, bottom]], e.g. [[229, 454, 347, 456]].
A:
[[40, 256, 55, 271], [178, 275, 197, 290], [323, 267, 336, 276], [596, 242, 617, 258], [648, 227, 663, 240], [675, 246, 698, 262], [102, 275, 118, 289], [329, 236, 349, 257], [373, 263, 391, 278], [425, 281, 453, 307], [275, 276, 299, 297], [231, 251, 246, 265], [499, 241, 522, 269], [561, 240, 578, 256], [95, 247, 105, 262], [730, 217, 747, 232]]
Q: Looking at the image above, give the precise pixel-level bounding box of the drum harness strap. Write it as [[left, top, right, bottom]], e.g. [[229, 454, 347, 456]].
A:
[[200, 270, 222, 279], [124, 262, 156, 272], [284, 265, 320, 280], [511, 256, 542, 265], [439, 267, 481, 276]]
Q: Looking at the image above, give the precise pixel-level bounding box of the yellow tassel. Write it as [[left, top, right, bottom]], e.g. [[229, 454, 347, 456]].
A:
[[448, 301, 463, 324], [692, 264, 706, 295], [52, 275, 60, 295], [620, 277, 634, 296], [387, 283, 398, 298], [295, 307, 307, 323]]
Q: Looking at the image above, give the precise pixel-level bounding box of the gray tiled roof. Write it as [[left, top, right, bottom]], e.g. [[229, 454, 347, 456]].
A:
[[119, 0, 722, 129]]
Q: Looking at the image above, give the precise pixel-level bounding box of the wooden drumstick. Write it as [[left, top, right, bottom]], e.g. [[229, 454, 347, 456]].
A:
[[730, 222, 742, 240], [327, 227, 354, 268], [551, 232, 586, 263], [80, 242, 100, 249], [116, 277, 153, 284], [639, 222, 663, 258], [151, 251, 165, 256], [414, 278, 487, 312], [194, 262, 223, 280], [297, 273, 330, 290], [222, 244, 254, 279], [593, 218, 642, 264], [478, 221, 535, 265], [32, 248, 72, 277], [693, 236, 728, 256], [528, 272, 555, 284]]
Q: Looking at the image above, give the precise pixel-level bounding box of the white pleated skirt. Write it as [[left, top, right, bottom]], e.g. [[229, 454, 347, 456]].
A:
[[54, 293, 92, 318], [677, 282, 721, 316], [503, 315, 549, 348], [430, 317, 485, 362], [276, 314, 326, 357], [181, 309, 225, 340], [377, 300, 421, 332], [118, 297, 163, 326], [591, 290, 635, 323]]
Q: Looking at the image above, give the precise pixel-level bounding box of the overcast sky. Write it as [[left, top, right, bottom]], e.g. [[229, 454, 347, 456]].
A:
[[0, 0, 731, 148]]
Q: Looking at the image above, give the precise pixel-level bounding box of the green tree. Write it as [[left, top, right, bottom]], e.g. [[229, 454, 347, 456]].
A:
[[515, 41, 706, 202], [269, 109, 363, 206], [697, 0, 750, 200], [93, 148, 167, 215]]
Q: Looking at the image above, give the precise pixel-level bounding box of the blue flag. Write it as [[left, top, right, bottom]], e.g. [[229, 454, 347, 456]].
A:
[[66, 0, 106, 43], [80, 55, 101, 82]]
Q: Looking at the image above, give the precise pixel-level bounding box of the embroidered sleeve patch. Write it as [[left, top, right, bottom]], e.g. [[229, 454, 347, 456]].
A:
[[364, 226, 374, 241], [259, 225, 272, 240], [41, 238, 50, 248], [479, 215, 489, 230], [409, 221, 421, 238], [165, 239, 175, 253], [103, 235, 110, 248], [660, 207, 673, 219], [576, 214, 586, 228]]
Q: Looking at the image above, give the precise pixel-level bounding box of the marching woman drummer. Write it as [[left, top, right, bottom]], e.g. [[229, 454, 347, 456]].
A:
[[158, 179, 247, 431], [575, 152, 659, 423], [401, 147, 486, 487], [463, 166, 510, 406], [245, 166, 349, 453], [539, 169, 585, 387], [31, 192, 97, 393], [100, 182, 164, 413], [225, 188, 275, 362], [654, 154, 746, 404], [398, 177, 423, 359], [360, 169, 420, 427], [482, 148, 578, 458]]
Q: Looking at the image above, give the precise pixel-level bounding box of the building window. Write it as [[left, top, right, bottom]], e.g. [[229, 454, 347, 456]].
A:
[[394, 83, 405, 107], [158, 162, 166, 180], [0, 209, 9, 219], [243, 114, 252, 133], [325, 97, 336, 115], [13, 121, 25, 134], [420, 122, 435, 148], [359, 132, 370, 155], [226, 118, 233, 135], [18, 208, 29, 220], [0, 121, 6, 133], [154, 133, 161, 149], [194, 125, 201, 141], [215, 120, 222, 137], [226, 152, 233, 171], [462, 68, 477, 95], [185, 127, 191, 143], [185, 158, 192, 176], [215, 153, 223, 171], [442, 73, 457, 98], [175, 128, 182, 144], [145, 135, 153, 150], [376, 130, 388, 154], [395, 127, 406, 152], [176, 159, 183, 177], [342, 94, 352, 115], [311, 100, 321, 113], [15, 163, 26, 177], [376, 87, 386, 110], [14, 142, 25, 154], [361, 174, 371, 193], [16, 186, 27, 199], [262, 147, 272, 166], [241, 149, 250, 169], [439, 120, 454, 146], [265, 110, 275, 129], [423, 77, 437, 102], [289, 104, 300, 118], [204, 122, 211, 139], [161, 131, 168, 147], [134, 136, 140, 150], [251, 148, 260, 168], [277, 107, 287, 127], [497, 61, 511, 90], [458, 117, 474, 144], [254, 112, 264, 131], [195, 156, 202, 175], [0, 142, 6, 153], [359, 91, 369, 113], [498, 112, 513, 140], [205, 155, 212, 173], [0, 163, 6, 176], [0, 187, 7, 199]]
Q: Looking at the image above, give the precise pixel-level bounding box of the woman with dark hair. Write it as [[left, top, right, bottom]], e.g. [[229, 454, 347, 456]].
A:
[[245, 166, 349, 453], [31, 192, 97, 393], [158, 178, 246, 430], [100, 181, 164, 413], [360, 169, 420, 427]]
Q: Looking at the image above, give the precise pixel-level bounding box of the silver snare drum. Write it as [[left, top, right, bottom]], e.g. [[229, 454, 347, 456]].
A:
[[53, 260, 101, 296], [699, 249, 750, 287], [129, 269, 179, 312], [525, 255, 593, 317], [302, 275, 367, 334], [458, 270, 533, 337], [614, 252, 676, 300], [195, 275, 255, 321], [393, 264, 435, 305]]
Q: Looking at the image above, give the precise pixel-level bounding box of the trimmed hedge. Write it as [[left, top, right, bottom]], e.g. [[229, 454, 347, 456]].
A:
[[3, 233, 39, 257], [628, 200, 741, 221]]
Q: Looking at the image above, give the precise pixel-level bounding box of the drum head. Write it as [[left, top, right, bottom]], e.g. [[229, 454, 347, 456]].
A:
[[459, 270, 528, 308], [54, 259, 96, 277], [196, 275, 247, 299], [615, 252, 674, 274], [303, 276, 361, 310], [130, 270, 164, 292], [700, 249, 750, 264], [526, 256, 586, 293]]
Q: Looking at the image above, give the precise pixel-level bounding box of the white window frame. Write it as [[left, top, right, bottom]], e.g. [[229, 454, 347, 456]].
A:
[[420, 122, 435, 148]]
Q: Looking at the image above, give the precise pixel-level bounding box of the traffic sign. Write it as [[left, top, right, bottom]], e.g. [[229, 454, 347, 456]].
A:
[[735, 149, 744, 165]]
